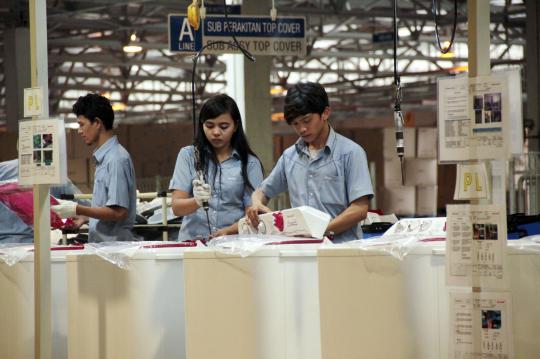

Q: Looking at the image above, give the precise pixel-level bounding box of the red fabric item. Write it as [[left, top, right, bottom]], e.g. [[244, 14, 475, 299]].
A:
[[0, 182, 65, 229], [272, 211, 285, 232]]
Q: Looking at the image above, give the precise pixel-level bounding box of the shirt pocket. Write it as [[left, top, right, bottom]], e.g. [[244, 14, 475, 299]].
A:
[[218, 176, 245, 204], [313, 173, 346, 206]]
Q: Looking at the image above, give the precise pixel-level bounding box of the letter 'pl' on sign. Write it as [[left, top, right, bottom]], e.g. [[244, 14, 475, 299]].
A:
[[24, 87, 44, 118], [168, 14, 306, 57], [454, 162, 490, 200]]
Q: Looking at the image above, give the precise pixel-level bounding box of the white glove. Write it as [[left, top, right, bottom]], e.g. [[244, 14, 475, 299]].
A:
[[51, 199, 78, 219], [192, 179, 211, 207]]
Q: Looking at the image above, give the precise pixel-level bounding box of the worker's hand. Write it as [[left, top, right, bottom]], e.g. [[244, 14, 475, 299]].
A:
[[51, 199, 78, 219], [192, 179, 211, 207], [245, 203, 272, 228], [210, 227, 229, 239], [63, 215, 88, 229]]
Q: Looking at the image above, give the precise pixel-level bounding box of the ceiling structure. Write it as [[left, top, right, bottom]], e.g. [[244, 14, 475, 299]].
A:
[[0, 0, 527, 126]]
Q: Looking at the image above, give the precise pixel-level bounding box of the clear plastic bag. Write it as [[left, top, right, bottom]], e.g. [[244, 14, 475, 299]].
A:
[[342, 234, 445, 260], [0, 243, 33, 266], [84, 242, 146, 270], [510, 235, 540, 253], [83, 241, 199, 269], [207, 234, 329, 257]]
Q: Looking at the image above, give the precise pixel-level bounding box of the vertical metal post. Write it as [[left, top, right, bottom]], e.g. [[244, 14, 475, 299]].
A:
[[29, 1, 51, 358]]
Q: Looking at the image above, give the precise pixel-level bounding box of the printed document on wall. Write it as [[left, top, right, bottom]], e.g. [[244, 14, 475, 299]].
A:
[[449, 291, 513, 359], [438, 69, 523, 162], [446, 204, 507, 289], [18, 118, 68, 185]]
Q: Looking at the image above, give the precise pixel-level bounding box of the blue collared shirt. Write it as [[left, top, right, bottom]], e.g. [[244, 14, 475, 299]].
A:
[[169, 146, 264, 241], [0, 202, 34, 243], [0, 159, 18, 181], [90, 136, 137, 242], [260, 127, 374, 242], [0, 160, 89, 242]]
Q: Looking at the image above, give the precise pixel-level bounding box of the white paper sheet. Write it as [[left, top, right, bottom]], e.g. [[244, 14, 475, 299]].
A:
[[449, 291, 513, 359], [18, 118, 67, 185], [446, 204, 508, 289], [438, 69, 523, 162]]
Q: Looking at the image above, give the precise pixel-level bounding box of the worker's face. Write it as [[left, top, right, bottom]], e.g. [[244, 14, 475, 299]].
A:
[[290, 107, 330, 144], [77, 115, 101, 146], [203, 113, 237, 151]]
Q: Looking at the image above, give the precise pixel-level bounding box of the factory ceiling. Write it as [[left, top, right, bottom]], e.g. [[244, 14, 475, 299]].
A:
[[0, 0, 526, 125]]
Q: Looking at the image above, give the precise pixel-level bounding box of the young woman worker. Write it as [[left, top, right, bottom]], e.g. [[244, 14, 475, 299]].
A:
[[169, 94, 264, 240]]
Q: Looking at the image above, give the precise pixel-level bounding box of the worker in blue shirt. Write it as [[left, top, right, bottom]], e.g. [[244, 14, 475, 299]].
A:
[[0, 159, 27, 242], [52, 93, 137, 242], [170, 94, 264, 240], [247, 82, 374, 243], [0, 159, 89, 242]]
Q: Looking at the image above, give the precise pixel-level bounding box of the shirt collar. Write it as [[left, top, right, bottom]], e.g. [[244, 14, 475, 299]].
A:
[[203, 147, 241, 161], [295, 125, 337, 156], [93, 135, 118, 164]]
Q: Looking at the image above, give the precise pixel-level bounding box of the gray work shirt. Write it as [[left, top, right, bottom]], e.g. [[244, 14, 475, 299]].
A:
[[169, 146, 264, 241], [90, 136, 137, 242], [260, 127, 374, 242], [0, 160, 88, 243]]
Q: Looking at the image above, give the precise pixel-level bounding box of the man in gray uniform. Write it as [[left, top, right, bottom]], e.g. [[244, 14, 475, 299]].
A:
[[52, 93, 137, 242]]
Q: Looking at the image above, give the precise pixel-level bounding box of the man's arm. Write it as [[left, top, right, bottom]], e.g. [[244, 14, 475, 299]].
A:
[[76, 204, 128, 222], [326, 196, 369, 236]]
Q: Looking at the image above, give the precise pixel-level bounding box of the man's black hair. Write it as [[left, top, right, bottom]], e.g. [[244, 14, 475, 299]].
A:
[[72, 93, 114, 130], [284, 82, 329, 124]]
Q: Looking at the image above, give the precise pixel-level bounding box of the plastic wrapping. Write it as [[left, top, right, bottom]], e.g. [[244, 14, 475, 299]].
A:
[[84, 242, 147, 270], [0, 243, 33, 266], [84, 241, 199, 269], [511, 236, 540, 253], [207, 234, 329, 257], [343, 234, 446, 260]]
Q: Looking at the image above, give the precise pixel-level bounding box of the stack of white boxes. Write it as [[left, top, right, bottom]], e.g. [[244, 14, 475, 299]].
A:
[[381, 127, 438, 216]]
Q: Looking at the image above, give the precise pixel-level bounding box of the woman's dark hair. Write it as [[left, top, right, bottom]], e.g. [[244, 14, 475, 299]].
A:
[[284, 82, 329, 124], [72, 93, 114, 130], [195, 94, 262, 191]]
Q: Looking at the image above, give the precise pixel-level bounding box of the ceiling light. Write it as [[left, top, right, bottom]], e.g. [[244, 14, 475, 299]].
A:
[[112, 102, 127, 111], [123, 33, 143, 53]]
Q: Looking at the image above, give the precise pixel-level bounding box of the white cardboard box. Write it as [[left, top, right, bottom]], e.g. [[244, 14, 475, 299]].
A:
[[383, 127, 416, 159], [417, 127, 438, 158], [405, 159, 438, 186], [416, 185, 438, 216], [381, 186, 416, 216], [384, 158, 406, 188]]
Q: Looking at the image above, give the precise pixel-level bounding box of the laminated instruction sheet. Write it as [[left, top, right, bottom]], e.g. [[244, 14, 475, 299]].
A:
[[449, 291, 513, 359], [446, 204, 507, 289], [437, 69, 523, 162], [18, 118, 67, 185]]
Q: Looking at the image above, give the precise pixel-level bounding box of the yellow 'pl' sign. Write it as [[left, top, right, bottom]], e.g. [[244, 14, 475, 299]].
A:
[[454, 162, 490, 200], [23, 87, 43, 118]]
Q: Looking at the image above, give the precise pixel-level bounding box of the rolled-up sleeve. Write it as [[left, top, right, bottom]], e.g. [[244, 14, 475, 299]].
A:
[[105, 158, 133, 209], [260, 155, 288, 199], [169, 147, 195, 193], [345, 147, 374, 203], [243, 158, 264, 206]]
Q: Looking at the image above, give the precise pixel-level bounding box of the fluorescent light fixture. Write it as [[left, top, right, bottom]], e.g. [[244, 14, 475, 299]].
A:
[[123, 33, 143, 53], [112, 102, 127, 111]]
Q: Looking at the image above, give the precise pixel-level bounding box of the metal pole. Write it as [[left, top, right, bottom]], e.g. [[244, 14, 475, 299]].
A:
[[29, 1, 51, 358]]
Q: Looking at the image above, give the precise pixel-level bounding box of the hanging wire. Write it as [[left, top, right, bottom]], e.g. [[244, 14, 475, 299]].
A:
[[432, 0, 458, 54]]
